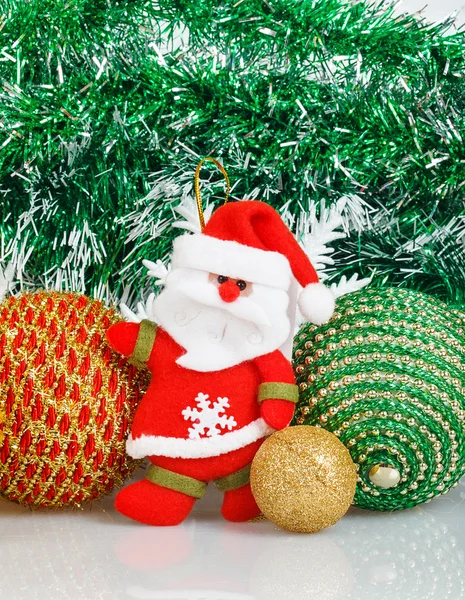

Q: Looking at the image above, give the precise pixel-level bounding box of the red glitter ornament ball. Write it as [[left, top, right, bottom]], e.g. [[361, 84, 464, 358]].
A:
[[0, 291, 149, 508]]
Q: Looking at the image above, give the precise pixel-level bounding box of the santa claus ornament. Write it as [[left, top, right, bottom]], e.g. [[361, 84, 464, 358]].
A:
[[107, 158, 335, 525]]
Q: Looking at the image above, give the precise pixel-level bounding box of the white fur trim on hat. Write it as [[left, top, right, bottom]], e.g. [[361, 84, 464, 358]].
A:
[[298, 282, 335, 325], [171, 233, 292, 290], [126, 418, 273, 459]]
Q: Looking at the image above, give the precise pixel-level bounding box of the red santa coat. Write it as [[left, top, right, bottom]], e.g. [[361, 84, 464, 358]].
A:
[[125, 326, 295, 460]]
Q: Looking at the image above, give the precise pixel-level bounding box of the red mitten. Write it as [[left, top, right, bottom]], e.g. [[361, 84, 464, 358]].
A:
[[260, 399, 295, 430], [106, 321, 140, 357]]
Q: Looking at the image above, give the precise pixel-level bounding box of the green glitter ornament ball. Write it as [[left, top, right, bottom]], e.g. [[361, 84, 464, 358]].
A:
[[293, 288, 465, 511]]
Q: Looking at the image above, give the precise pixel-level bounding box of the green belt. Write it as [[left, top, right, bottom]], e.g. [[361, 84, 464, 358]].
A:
[[145, 463, 252, 498]]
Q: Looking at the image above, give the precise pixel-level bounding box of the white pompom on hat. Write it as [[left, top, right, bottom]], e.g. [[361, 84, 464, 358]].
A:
[[171, 200, 335, 325]]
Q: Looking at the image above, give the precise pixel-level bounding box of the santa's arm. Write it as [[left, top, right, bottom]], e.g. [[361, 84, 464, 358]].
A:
[[253, 350, 298, 430], [106, 319, 158, 369]]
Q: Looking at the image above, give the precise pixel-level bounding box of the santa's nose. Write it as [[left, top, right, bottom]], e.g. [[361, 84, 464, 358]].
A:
[[218, 280, 241, 303]]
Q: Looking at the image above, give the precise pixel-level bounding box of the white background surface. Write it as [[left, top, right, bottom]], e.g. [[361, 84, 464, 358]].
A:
[[2, 1, 465, 599], [1, 479, 465, 600], [396, 0, 465, 24]]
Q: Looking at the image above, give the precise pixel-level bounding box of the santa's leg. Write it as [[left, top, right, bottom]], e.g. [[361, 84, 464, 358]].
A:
[[221, 484, 261, 522], [115, 463, 205, 526], [215, 464, 261, 522]]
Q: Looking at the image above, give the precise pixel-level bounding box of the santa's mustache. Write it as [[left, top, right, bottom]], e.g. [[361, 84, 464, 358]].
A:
[[174, 280, 271, 327]]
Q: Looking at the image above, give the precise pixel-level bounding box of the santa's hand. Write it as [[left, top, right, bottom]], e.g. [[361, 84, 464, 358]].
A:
[[257, 381, 298, 429], [107, 320, 158, 369], [106, 322, 141, 357], [260, 399, 296, 430]]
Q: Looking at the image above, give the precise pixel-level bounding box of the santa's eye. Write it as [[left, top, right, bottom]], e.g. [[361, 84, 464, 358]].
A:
[[217, 275, 229, 284], [236, 280, 247, 291]]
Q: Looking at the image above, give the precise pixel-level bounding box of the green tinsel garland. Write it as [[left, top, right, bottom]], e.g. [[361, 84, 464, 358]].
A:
[[293, 287, 465, 511], [1, 0, 465, 305]]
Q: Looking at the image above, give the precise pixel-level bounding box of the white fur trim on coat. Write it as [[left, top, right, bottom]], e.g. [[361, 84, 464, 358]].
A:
[[126, 418, 273, 459], [298, 282, 335, 325], [171, 234, 292, 290]]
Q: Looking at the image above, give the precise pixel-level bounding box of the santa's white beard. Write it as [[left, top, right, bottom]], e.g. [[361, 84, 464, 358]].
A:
[[152, 268, 291, 372]]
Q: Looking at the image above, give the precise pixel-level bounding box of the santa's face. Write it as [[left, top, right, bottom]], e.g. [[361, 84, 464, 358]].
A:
[[152, 267, 291, 372]]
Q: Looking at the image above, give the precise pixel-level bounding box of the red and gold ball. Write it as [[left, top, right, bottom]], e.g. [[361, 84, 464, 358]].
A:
[[0, 291, 148, 508]]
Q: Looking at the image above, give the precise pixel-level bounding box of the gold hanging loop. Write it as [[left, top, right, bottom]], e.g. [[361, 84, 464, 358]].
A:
[[194, 157, 230, 230]]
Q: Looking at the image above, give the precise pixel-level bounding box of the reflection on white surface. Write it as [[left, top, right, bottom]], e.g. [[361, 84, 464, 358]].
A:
[[0, 479, 464, 600], [117, 508, 354, 600], [341, 504, 465, 600]]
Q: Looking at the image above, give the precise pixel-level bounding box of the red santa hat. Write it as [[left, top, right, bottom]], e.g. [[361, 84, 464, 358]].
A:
[[171, 200, 335, 325]]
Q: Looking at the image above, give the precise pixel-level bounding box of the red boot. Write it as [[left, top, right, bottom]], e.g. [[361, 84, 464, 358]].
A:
[[221, 483, 261, 522], [115, 480, 196, 526]]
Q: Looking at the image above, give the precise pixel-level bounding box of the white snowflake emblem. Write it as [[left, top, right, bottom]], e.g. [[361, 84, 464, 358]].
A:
[[182, 393, 237, 440]]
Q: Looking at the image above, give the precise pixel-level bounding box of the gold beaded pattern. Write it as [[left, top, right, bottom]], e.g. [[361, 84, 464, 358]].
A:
[[293, 288, 465, 511], [0, 291, 149, 508]]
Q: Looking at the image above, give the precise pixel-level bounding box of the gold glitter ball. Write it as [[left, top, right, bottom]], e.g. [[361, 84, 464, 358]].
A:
[[250, 426, 357, 533]]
